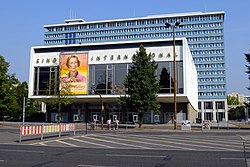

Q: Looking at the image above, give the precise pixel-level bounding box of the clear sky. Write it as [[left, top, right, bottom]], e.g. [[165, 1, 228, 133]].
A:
[[0, 0, 250, 95]]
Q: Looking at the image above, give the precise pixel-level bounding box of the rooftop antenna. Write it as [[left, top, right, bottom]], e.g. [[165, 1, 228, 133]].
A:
[[204, 0, 207, 12], [69, 9, 77, 19], [70, 8, 72, 19]]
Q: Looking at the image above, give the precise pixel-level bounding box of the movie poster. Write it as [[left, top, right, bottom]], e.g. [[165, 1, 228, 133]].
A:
[[60, 53, 88, 94]]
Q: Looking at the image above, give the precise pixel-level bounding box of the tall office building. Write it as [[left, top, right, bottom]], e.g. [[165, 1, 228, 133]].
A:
[[41, 11, 226, 122]]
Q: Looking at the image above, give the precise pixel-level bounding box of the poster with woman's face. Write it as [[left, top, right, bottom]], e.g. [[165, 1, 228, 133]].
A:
[[60, 53, 88, 94]]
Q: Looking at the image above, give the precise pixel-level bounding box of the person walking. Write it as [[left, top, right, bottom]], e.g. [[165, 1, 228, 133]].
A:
[[106, 118, 111, 130]]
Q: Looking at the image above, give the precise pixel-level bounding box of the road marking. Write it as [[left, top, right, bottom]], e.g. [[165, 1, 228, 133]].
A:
[[81, 136, 152, 149], [0, 160, 4, 162], [163, 136, 243, 150], [106, 154, 166, 158], [56, 140, 79, 147], [87, 135, 194, 150], [161, 135, 243, 146], [78, 165, 118, 167], [70, 138, 114, 148], [122, 134, 240, 151], [0, 149, 44, 153], [221, 158, 245, 160]]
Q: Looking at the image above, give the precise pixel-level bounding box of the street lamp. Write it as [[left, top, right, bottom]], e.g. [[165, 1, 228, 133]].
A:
[[164, 21, 182, 130], [92, 83, 104, 130]]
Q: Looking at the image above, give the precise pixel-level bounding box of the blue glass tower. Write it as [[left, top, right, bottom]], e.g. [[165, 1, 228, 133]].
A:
[[43, 11, 226, 121]]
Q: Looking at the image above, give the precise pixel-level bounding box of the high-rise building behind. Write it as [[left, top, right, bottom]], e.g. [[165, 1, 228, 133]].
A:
[[43, 11, 227, 121]]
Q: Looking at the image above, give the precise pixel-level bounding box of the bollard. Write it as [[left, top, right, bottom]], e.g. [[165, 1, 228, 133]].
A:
[[41, 123, 44, 140]]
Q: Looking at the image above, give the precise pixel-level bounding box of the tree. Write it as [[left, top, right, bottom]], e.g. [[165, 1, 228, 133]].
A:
[[228, 106, 245, 120], [245, 52, 250, 90], [43, 79, 73, 123], [0, 55, 20, 120], [227, 96, 239, 105], [118, 45, 160, 128]]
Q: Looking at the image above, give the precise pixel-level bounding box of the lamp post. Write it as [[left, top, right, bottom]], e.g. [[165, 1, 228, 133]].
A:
[[92, 83, 104, 130], [164, 21, 182, 130]]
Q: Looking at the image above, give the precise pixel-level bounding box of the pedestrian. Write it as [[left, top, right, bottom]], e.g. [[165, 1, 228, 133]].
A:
[[106, 118, 111, 130], [114, 118, 119, 130], [92, 118, 97, 130]]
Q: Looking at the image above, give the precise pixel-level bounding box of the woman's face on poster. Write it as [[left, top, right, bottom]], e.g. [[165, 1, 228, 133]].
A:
[[69, 57, 78, 72]]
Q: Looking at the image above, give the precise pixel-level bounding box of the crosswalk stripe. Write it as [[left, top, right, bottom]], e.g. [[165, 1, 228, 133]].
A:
[[80, 136, 152, 149], [88, 135, 194, 150], [70, 138, 114, 148], [126, 134, 243, 150], [56, 140, 79, 147], [106, 134, 240, 151]]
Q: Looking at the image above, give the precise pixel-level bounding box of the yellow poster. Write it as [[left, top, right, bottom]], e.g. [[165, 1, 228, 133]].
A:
[[60, 53, 88, 94]]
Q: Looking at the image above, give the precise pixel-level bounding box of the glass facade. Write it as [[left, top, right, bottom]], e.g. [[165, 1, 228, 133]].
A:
[[33, 62, 184, 96], [43, 12, 225, 101]]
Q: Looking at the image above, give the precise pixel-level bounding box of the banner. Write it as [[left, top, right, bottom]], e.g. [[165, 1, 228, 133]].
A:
[[60, 53, 88, 94]]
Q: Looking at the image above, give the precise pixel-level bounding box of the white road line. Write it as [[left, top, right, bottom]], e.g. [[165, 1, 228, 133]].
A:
[[80, 136, 152, 149], [133, 134, 243, 149], [78, 165, 118, 167], [171, 134, 241, 142], [70, 138, 114, 148], [106, 154, 166, 158], [111, 134, 239, 151], [89, 136, 194, 150], [221, 158, 245, 160], [0, 160, 4, 162], [56, 140, 79, 147], [160, 135, 243, 145], [0, 149, 44, 153]]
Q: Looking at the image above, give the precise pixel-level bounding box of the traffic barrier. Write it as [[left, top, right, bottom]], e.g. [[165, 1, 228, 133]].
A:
[[19, 123, 75, 142]]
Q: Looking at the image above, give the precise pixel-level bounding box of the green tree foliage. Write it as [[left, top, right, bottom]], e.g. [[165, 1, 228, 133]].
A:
[[227, 96, 239, 105], [0, 55, 22, 120], [245, 52, 250, 91], [118, 45, 160, 127], [245, 52, 250, 118], [43, 80, 73, 123], [228, 106, 246, 120]]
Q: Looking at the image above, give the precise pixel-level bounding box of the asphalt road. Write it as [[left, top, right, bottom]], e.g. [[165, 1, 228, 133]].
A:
[[1, 126, 250, 167], [0, 143, 247, 167]]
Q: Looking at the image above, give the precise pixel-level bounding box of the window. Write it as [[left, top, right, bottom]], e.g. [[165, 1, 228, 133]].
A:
[[89, 64, 128, 95], [33, 67, 59, 95], [157, 61, 183, 94], [204, 101, 213, 109]]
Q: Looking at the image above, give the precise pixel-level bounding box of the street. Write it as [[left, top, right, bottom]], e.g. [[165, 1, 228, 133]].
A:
[[0, 143, 247, 167], [1, 126, 250, 167]]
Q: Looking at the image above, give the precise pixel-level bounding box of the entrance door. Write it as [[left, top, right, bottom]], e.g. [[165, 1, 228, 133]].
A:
[[164, 112, 173, 124]]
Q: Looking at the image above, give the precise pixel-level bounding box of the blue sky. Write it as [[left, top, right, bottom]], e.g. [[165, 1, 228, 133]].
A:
[[0, 0, 250, 95]]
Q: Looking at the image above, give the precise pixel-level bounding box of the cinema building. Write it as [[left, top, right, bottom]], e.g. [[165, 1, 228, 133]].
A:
[[29, 11, 227, 123], [29, 38, 198, 124]]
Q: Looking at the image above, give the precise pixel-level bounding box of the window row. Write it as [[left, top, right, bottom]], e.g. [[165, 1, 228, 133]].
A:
[[198, 92, 225, 97], [197, 70, 225, 76], [89, 62, 184, 95], [196, 63, 224, 69], [189, 43, 223, 49], [45, 33, 224, 46], [45, 14, 223, 32], [198, 84, 225, 90], [187, 36, 223, 42], [198, 77, 225, 83], [191, 49, 223, 55], [33, 62, 184, 96], [193, 56, 224, 62], [198, 101, 225, 109], [46, 26, 223, 40]]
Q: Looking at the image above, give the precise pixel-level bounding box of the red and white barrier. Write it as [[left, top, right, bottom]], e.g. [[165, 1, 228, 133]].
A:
[[19, 123, 75, 142]]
